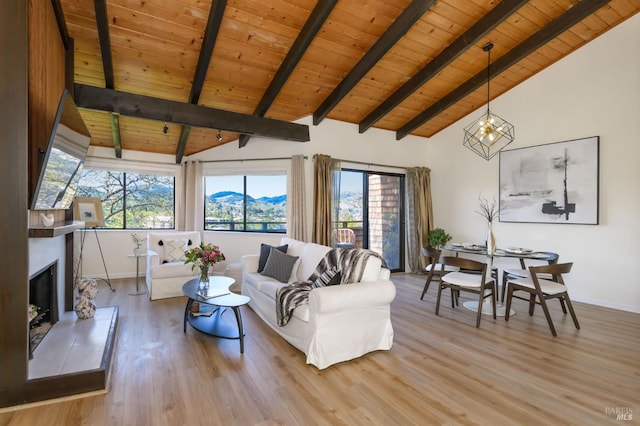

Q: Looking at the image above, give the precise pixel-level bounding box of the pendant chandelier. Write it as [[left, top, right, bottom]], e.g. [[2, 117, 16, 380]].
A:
[[463, 42, 515, 161]]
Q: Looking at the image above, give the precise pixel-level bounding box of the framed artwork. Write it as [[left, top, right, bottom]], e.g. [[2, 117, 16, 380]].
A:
[[499, 136, 599, 225], [73, 196, 105, 227]]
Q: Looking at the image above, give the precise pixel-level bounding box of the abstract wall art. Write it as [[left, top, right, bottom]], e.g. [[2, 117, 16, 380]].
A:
[[499, 136, 599, 224]]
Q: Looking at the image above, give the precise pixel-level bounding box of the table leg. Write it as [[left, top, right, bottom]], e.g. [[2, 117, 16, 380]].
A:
[[129, 256, 147, 296], [231, 306, 245, 354], [183, 299, 192, 333]]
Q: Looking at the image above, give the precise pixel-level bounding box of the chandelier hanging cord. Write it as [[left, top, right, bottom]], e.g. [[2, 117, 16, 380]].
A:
[[484, 42, 493, 114]]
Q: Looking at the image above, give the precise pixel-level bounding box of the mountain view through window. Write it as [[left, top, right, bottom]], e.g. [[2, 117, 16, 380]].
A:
[[205, 175, 287, 232]]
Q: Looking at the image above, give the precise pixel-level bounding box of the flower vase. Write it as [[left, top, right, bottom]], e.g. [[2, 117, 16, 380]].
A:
[[486, 222, 496, 254], [198, 266, 210, 291]]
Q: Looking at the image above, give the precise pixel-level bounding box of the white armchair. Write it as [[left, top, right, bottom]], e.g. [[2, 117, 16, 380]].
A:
[[146, 231, 202, 300]]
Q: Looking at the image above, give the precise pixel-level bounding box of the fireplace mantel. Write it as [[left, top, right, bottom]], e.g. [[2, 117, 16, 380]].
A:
[[29, 220, 85, 238]]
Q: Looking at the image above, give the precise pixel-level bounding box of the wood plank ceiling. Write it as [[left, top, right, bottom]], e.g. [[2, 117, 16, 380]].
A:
[[57, 0, 640, 163]]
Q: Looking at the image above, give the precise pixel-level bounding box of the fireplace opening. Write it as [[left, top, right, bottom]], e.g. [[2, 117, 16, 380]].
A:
[[29, 261, 59, 358]]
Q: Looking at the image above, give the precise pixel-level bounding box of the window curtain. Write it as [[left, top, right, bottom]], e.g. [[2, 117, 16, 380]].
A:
[[405, 167, 433, 272], [289, 154, 307, 241], [179, 160, 203, 231], [312, 154, 341, 246]]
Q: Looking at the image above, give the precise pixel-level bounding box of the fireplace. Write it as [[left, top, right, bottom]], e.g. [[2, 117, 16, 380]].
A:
[[29, 261, 59, 358]]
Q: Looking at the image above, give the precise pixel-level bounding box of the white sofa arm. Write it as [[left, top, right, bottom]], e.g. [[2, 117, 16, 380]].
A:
[[241, 254, 260, 274], [147, 248, 161, 269], [309, 280, 396, 314]]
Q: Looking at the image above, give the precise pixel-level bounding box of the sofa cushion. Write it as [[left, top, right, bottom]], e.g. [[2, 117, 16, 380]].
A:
[[256, 279, 285, 299], [258, 243, 288, 273], [257, 279, 309, 323], [261, 247, 299, 283], [162, 239, 189, 263], [298, 243, 332, 281], [360, 256, 383, 282], [279, 237, 306, 258]]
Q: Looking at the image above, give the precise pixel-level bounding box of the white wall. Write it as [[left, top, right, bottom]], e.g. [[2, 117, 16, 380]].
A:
[[80, 14, 639, 312], [426, 13, 640, 312]]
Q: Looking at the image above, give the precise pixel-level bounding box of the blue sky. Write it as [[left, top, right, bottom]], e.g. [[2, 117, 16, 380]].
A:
[[205, 171, 363, 197], [205, 175, 286, 197]]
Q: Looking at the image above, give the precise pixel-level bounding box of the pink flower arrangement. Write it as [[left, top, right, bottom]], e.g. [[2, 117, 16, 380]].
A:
[[184, 242, 226, 271]]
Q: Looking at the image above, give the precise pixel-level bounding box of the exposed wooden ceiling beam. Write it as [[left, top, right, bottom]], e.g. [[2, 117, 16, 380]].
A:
[[189, 0, 226, 105], [93, 0, 122, 159], [176, 0, 227, 163], [74, 84, 310, 142], [93, 0, 114, 89], [239, 0, 338, 148], [51, 0, 70, 51], [312, 0, 435, 126], [358, 0, 528, 134], [396, 0, 612, 140], [109, 113, 122, 158]]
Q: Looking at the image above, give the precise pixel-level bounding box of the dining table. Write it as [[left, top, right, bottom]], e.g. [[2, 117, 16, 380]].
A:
[[442, 244, 552, 317]]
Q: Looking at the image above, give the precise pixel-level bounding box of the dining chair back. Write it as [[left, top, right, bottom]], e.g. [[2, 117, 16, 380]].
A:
[[504, 262, 580, 336], [501, 252, 559, 302], [436, 256, 496, 328], [420, 246, 459, 300]]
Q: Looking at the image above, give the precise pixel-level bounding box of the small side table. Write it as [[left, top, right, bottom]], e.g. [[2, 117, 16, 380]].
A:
[[127, 251, 148, 296]]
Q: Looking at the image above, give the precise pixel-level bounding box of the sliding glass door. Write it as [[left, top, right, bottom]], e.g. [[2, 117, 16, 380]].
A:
[[338, 170, 405, 272]]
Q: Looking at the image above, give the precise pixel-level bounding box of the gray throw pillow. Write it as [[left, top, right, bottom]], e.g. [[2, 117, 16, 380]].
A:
[[261, 247, 299, 283], [258, 243, 288, 272]]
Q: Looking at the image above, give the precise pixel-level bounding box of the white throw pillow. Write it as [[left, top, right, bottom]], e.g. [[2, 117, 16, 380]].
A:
[[162, 239, 188, 263]]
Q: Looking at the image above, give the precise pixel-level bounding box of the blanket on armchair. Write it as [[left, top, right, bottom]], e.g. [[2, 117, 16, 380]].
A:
[[275, 248, 386, 326]]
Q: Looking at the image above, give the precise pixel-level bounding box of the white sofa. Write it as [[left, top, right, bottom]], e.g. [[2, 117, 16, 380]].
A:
[[146, 231, 201, 300], [241, 237, 396, 369]]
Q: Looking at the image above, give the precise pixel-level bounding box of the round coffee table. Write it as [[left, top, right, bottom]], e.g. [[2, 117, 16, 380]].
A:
[[182, 276, 250, 353]]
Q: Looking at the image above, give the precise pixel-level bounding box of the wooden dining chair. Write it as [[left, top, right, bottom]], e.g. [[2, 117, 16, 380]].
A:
[[420, 246, 459, 300], [436, 256, 496, 328], [504, 262, 580, 336], [500, 252, 559, 303]]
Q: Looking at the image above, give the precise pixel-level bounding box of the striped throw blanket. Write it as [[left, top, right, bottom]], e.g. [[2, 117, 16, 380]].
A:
[[275, 248, 386, 326]]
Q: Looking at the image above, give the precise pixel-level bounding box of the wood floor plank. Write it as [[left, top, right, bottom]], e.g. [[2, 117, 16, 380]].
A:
[[1, 273, 638, 425]]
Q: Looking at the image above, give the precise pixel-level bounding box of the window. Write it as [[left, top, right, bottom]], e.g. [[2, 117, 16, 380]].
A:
[[77, 169, 175, 229], [204, 174, 287, 233]]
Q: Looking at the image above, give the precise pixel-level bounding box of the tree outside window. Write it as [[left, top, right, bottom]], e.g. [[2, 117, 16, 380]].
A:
[[77, 169, 175, 229]]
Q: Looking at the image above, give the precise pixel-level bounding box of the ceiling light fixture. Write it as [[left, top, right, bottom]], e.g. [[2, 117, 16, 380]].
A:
[[163, 122, 169, 134], [462, 42, 515, 161], [216, 130, 223, 142]]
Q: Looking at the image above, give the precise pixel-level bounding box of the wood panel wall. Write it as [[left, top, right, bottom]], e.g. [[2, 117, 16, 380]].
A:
[[28, 0, 66, 203]]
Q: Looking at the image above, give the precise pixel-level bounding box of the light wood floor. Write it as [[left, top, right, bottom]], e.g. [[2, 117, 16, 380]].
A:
[[2, 273, 638, 425]]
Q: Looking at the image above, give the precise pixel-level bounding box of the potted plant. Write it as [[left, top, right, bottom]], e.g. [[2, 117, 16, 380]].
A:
[[428, 228, 452, 248], [130, 233, 143, 255]]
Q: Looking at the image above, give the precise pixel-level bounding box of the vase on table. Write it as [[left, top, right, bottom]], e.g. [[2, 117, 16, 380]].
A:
[[198, 265, 210, 291], [486, 221, 496, 254]]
